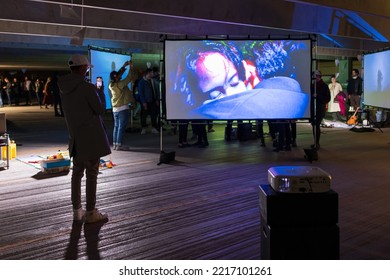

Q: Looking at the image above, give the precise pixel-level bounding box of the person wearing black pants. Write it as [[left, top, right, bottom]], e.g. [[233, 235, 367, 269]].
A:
[[177, 120, 189, 148], [139, 68, 159, 134], [311, 70, 331, 150], [257, 120, 266, 147], [225, 120, 234, 141], [52, 74, 64, 117], [225, 120, 244, 141], [273, 121, 291, 152], [290, 121, 297, 147], [191, 120, 208, 148], [267, 120, 277, 148]]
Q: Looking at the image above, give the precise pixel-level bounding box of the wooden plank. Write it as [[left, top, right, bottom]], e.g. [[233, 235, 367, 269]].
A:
[[1, 106, 390, 260]]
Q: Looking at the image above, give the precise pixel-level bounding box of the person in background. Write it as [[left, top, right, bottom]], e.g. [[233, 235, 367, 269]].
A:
[[177, 120, 190, 148], [152, 66, 163, 128], [95, 76, 105, 106], [33, 78, 44, 108], [311, 70, 331, 150], [290, 121, 297, 147], [0, 77, 3, 107], [191, 120, 209, 148], [272, 120, 292, 152], [22, 76, 32, 106], [95, 76, 108, 120], [257, 120, 266, 147], [109, 60, 136, 150], [42, 77, 53, 109], [58, 54, 110, 224], [132, 78, 142, 120], [207, 120, 215, 133], [3, 77, 12, 106], [138, 68, 159, 135], [11, 77, 21, 106], [51, 73, 64, 117], [328, 74, 342, 122], [95, 76, 110, 147], [347, 68, 363, 112]]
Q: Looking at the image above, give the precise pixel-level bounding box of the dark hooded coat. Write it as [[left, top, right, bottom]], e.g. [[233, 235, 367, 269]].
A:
[[58, 73, 111, 161]]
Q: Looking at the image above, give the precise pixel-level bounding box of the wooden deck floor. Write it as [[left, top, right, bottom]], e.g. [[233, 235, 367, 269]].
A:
[[1, 106, 390, 260]]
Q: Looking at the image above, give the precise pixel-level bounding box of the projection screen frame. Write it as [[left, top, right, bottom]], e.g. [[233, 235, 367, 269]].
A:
[[363, 47, 390, 110], [163, 37, 315, 121]]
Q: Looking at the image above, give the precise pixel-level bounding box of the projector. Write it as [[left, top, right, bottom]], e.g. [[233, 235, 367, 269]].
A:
[[268, 166, 331, 193]]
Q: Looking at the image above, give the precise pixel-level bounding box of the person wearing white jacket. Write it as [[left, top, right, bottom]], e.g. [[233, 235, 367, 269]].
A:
[[328, 75, 343, 121]]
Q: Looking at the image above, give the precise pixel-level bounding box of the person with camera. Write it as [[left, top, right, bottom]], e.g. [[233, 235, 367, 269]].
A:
[[58, 54, 111, 224]]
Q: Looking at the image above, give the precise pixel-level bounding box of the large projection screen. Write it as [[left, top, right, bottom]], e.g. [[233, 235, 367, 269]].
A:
[[363, 49, 390, 110], [164, 39, 311, 120], [90, 49, 131, 109]]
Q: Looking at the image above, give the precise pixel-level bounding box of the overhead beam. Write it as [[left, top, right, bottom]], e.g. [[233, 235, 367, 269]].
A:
[[0, 0, 388, 53], [23, 0, 374, 41], [284, 0, 390, 18]]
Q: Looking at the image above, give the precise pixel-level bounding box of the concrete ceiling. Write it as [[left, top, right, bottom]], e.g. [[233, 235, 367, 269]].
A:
[[0, 0, 389, 70]]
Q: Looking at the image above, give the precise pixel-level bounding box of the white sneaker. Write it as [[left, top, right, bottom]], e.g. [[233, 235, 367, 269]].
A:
[[141, 128, 147, 135], [73, 207, 85, 222], [85, 208, 108, 224], [151, 128, 159, 134]]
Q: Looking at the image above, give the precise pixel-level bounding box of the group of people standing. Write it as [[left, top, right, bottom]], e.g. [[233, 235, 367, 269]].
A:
[[1, 76, 37, 107], [311, 68, 363, 149], [107, 62, 161, 151], [327, 68, 363, 122], [0, 74, 64, 117]]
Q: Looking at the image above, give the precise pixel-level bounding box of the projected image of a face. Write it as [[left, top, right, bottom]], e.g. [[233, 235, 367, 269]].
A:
[[165, 40, 311, 120], [196, 52, 245, 99]]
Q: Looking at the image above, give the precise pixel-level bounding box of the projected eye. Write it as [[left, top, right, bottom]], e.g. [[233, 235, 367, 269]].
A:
[[229, 74, 240, 87], [209, 90, 224, 100], [225, 74, 246, 94], [230, 81, 240, 88]]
